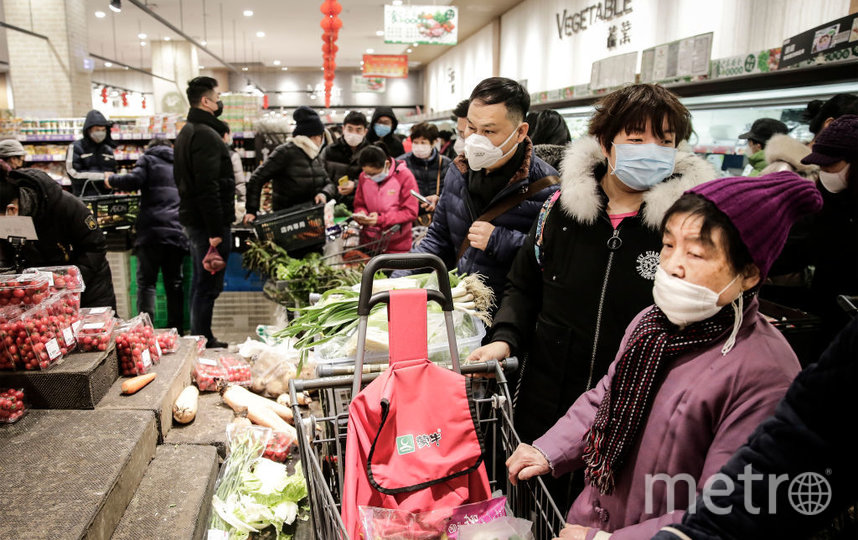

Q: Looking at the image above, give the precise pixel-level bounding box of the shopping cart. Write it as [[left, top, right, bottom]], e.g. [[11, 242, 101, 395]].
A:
[[289, 253, 565, 540], [321, 222, 402, 269]]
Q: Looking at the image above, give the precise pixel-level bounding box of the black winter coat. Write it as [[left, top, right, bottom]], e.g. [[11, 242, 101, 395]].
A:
[[173, 108, 235, 237], [652, 315, 858, 540], [491, 137, 716, 444], [245, 137, 335, 215], [366, 107, 405, 158], [66, 110, 116, 197], [320, 136, 369, 209], [1, 168, 116, 309], [109, 145, 187, 250], [397, 148, 451, 199]]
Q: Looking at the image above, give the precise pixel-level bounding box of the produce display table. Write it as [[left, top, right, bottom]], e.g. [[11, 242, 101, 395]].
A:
[[0, 346, 118, 409], [97, 338, 196, 441], [0, 409, 158, 540]]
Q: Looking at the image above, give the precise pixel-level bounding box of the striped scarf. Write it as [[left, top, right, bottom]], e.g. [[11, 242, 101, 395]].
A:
[[582, 304, 735, 495]]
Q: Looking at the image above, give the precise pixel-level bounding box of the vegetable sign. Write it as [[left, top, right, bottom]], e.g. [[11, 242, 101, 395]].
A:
[[384, 5, 458, 45]]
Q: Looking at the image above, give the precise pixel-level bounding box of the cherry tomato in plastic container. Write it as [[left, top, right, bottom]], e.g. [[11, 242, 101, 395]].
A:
[[0, 387, 27, 423]]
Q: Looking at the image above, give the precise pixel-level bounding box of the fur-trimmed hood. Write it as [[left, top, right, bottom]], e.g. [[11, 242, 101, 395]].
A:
[[763, 134, 817, 175], [291, 135, 321, 160], [557, 136, 717, 229]]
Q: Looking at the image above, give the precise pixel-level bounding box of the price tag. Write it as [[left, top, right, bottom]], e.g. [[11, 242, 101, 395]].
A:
[[73, 320, 82, 333], [83, 322, 105, 330], [89, 307, 109, 314], [63, 326, 75, 345], [155, 340, 163, 357], [46, 338, 61, 360], [198, 357, 218, 366], [142, 349, 152, 368]]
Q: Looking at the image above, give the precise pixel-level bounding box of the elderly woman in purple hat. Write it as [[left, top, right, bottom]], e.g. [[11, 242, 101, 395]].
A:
[[506, 172, 823, 540], [800, 114, 858, 343]]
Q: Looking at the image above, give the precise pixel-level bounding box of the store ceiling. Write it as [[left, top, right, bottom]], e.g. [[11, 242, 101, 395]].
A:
[[85, 0, 520, 73]]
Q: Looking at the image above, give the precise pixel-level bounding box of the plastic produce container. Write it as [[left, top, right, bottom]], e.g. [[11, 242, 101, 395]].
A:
[[218, 354, 252, 387], [76, 317, 116, 353], [0, 388, 27, 424], [193, 356, 228, 392], [0, 274, 50, 308], [79, 307, 114, 322], [0, 305, 24, 370], [155, 328, 180, 354], [23, 265, 85, 293], [114, 313, 159, 376], [11, 296, 68, 370]]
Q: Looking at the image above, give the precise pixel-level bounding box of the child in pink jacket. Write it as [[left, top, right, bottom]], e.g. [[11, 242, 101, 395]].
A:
[[353, 145, 419, 253]]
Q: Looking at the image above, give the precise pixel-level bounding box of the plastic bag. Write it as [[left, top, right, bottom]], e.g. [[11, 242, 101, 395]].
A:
[[457, 517, 534, 540], [359, 497, 508, 540]]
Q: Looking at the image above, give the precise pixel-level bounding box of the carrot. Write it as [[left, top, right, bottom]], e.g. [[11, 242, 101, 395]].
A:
[[220, 384, 294, 423], [122, 373, 157, 394]]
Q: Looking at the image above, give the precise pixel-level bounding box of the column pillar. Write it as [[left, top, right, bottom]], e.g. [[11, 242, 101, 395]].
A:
[[4, 0, 92, 117], [150, 40, 199, 114]]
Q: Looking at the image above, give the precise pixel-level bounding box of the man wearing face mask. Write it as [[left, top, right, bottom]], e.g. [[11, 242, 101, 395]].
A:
[[800, 114, 858, 344], [392, 78, 559, 307], [174, 76, 235, 348], [319, 111, 370, 210], [397, 122, 451, 216], [66, 109, 116, 197], [366, 107, 405, 159], [243, 106, 335, 227], [444, 99, 471, 160], [469, 85, 716, 512]]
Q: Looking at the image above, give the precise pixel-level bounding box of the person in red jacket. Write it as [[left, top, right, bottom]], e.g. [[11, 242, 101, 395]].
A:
[[353, 145, 419, 254]]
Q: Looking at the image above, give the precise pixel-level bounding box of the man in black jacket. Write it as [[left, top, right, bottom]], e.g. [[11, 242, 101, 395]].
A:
[[319, 111, 369, 210], [366, 106, 405, 158], [0, 163, 116, 309], [66, 110, 117, 196], [173, 76, 234, 348]]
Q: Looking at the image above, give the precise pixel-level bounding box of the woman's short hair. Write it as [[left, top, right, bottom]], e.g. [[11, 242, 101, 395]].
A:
[[358, 144, 388, 169], [410, 122, 439, 142], [589, 84, 692, 150]]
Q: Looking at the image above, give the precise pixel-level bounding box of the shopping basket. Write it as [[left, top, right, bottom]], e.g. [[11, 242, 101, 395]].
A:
[[321, 222, 402, 269], [252, 203, 326, 251], [81, 193, 141, 230], [288, 253, 565, 539]]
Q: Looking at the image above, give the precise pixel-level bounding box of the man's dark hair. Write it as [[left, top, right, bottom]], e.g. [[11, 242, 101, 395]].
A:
[[438, 130, 453, 142], [186, 76, 218, 107], [344, 111, 368, 127], [410, 122, 439, 142], [589, 83, 692, 150], [469, 78, 529, 124], [358, 144, 389, 169], [451, 99, 470, 120], [807, 94, 858, 135], [146, 137, 173, 149], [662, 193, 755, 277]]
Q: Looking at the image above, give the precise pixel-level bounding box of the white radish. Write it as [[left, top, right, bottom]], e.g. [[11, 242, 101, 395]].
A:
[[172, 386, 199, 424], [221, 384, 294, 424], [247, 403, 297, 441]]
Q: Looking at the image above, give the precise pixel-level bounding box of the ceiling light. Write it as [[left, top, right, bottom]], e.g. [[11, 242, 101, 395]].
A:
[[375, 30, 385, 36], [124, 66, 129, 70], [281, 67, 288, 71], [320, 67, 325, 71], [200, 40, 207, 46], [164, 36, 171, 41], [198, 65, 205, 69], [95, 11, 106, 18], [366, 48, 374, 54], [109, 0, 122, 13], [243, 9, 253, 16], [256, 31, 265, 38], [104, 62, 113, 67], [392, 0, 403, 5], [140, 41, 147, 46], [412, 42, 418, 47], [406, 48, 412, 53], [137, 32, 147, 39], [273, 60, 281, 65], [242, 67, 249, 71]]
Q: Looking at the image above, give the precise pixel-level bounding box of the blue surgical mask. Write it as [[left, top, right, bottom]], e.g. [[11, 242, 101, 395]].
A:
[[609, 143, 677, 191], [374, 123, 392, 138], [369, 164, 389, 183]]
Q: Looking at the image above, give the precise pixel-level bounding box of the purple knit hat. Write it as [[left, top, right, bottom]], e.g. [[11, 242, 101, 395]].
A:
[[802, 114, 858, 166], [686, 171, 823, 279]]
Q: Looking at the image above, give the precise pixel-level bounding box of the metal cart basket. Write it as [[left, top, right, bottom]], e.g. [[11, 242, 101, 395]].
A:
[[288, 254, 565, 539], [321, 222, 402, 269]]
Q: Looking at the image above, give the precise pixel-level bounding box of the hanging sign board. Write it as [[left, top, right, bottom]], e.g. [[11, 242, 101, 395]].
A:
[[352, 76, 387, 93], [590, 51, 638, 90], [640, 32, 713, 83], [384, 5, 458, 45], [362, 55, 409, 79], [779, 13, 858, 69]]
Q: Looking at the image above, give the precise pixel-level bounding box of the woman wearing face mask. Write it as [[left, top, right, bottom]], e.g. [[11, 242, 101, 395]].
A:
[[397, 122, 452, 215], [352, 145, 418, 254], [66, 109, 117, 197], [507, 172, 822, 540], [366, 107, 405, 159], [800, 114, 858, 344], [243, 106, 336, 229]]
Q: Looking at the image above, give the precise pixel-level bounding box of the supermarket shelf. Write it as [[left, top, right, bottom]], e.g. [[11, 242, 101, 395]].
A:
[[16, 131, 256, 143], [24, 155, 65, 162]]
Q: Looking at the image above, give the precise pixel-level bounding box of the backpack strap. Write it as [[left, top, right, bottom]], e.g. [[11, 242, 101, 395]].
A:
[[534, 189, 562, 269]]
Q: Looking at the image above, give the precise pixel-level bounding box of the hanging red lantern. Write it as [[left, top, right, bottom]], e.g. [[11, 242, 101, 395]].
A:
[[322, 30, 339, 42], [320, 0, 342, 16], [322, 42, 339, 55], [320, 16, 342, 32], [101, 86, 108, 104], [141, 96, 147, 109], [121, 92, 128, 107], [263, 95, 269, 109], [323, 71, 336, 81], [324, 59, 336, 71]]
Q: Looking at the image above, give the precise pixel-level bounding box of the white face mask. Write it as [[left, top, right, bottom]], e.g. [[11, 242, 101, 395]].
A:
[[464, 126, 521, 171], [652, 266, 740, 327], [343, 132, 364, 148], [412, 143, 433, 159], [91, 130, 107, 144], [453, 137, 466, 155], [369, 163, 389, 183], [818, 164, 849, 194]]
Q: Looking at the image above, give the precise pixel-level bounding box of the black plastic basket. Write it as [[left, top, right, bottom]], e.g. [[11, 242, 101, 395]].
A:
[[83, 194, 141, 230], [252, 203, 325, 251]]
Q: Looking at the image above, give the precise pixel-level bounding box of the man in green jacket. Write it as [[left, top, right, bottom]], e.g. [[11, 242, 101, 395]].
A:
[[740, 118, 789, 176]]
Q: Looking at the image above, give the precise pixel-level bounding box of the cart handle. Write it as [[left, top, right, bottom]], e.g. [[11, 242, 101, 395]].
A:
[[358, 253, 454, 316]]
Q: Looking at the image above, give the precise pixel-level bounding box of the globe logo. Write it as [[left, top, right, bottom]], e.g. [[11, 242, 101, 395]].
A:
[[788, 472, 832, 516]]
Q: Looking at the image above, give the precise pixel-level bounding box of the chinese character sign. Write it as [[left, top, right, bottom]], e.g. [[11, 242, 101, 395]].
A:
[[362, 54, 409, 78], [384, 5, 458, 45]]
